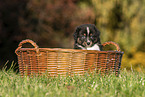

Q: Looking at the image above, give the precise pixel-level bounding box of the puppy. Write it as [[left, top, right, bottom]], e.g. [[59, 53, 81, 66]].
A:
[[73, 24, 102, 51]]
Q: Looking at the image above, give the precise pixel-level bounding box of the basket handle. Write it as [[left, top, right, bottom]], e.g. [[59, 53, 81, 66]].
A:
[[102, 41, 121, 51], [15, 39, 39, 55]]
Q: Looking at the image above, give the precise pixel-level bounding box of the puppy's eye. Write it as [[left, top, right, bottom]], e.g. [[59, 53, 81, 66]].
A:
[[90, 33, 93, 38], [83, 33, 86, 36], [90, 33, 93, 36]]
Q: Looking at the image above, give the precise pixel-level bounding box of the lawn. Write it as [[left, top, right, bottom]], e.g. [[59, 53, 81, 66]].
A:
[[0, 69, 144, 97]]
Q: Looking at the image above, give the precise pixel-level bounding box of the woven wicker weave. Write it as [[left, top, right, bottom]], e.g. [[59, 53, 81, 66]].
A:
[[15, 39, 123, 77]]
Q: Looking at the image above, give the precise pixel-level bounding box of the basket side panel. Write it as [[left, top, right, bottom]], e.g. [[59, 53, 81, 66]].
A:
[[71, 52, 86, 76], [17, 52, 24, 76], [29, 51, 39, 76], [108, 53, 120, 75], [17, 50, 46, 77], [56, 52, 71, 76], [103, 52, 123, 75], [46, 51, 58, 77], [19, 51, 31, 76], [46, 51, 73, 77], [105, 53, 116, 74], [23, 51, 30, 75], [118, 53, 123, 75], [114, 53, 123, 76], [37, 51, 48, 75], [98, 53, 108, 74], [85, 53, 97, 73]]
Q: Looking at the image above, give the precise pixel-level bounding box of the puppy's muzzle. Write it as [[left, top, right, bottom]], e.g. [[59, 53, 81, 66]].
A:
[[86, 41, 92, 47], [87, 42, 90, 45]]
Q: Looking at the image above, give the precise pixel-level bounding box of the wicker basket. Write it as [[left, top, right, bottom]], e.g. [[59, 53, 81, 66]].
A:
[[15, 39, 123, 77]]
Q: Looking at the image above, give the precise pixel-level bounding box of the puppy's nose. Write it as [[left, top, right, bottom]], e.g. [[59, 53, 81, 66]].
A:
[[87, 42, 90, 45]]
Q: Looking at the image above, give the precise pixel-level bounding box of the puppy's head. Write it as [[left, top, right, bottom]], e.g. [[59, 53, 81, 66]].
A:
[[74, 24, 101, 47]]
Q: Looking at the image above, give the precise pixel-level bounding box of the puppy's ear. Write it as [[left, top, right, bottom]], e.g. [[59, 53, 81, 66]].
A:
[[93, 25, 100, 36], [73, 26, 80, 41], [93, 25, 101, 44]]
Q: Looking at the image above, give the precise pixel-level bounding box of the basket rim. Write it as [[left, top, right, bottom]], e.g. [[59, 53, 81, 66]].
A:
[[16, 48, 124, 54]]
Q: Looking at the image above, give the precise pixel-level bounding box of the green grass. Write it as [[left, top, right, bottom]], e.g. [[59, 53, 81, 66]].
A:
[[0, 69, 144, 97]]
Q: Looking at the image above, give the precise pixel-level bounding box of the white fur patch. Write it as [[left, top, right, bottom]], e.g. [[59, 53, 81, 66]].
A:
[[76, 44, 100, 51], [86, 44, 100, 51], [86, 27, 90, 43], [86, 27, 90, 35]]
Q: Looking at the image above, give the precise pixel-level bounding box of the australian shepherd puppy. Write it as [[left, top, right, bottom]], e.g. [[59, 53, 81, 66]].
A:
[[73, 24, 102, 51]]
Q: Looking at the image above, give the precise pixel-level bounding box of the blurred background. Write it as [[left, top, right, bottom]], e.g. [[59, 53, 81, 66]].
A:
[[0, 0, 145, 72]]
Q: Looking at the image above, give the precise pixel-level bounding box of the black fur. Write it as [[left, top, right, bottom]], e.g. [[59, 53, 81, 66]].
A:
[[73, 24, 102, 50]]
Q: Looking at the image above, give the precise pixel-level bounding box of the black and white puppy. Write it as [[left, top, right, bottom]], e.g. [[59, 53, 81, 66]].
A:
[[73, 24, 102, 51]]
